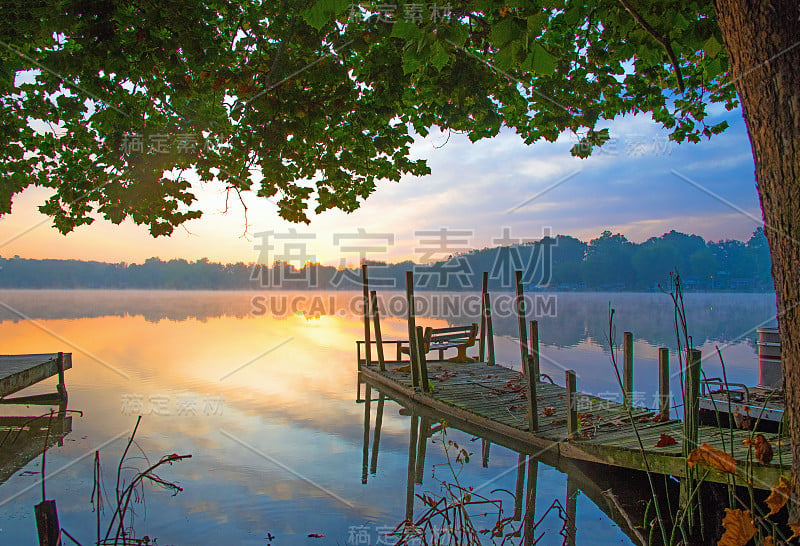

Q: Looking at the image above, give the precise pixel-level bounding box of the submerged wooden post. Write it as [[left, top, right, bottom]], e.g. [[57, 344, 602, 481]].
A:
[[623, 331, 633, 408], [405, 413, 420, 522], [513, 453, 526, 521], [525, 354, 539, 432], [406, 271, 420, 388], [415, 417, 429, 484], [566, 370, 578, 438], [362, 384, 371, 484], [361, 265, 371, 369], [484, 292, 496, 365], [658, 347, 670, 419], [481, 439, 491, 468], [522, 457, 539, 545], [515, 271, 529, 373], [479, 271, 488, 362], [35, 500, 61, 546], [370, 291, 386, 371], [415, 325, 430, 393], [565, 474, 577, 546], [370, 393, 385, 474], [56, 352, 67, 404], [529, 320, 541, 380]]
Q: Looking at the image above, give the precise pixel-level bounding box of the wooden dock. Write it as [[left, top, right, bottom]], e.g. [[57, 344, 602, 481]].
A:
[[0, 353, 71, 401], [358, 358, 790, 491]]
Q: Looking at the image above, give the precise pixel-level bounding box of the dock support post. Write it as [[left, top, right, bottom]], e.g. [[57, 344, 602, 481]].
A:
[[565, 474, 577, 546], [658, 348, 670, 419], [529, 321, 541, 379], [515, 271, 529, 374], [513, 453, 526, 522], [56, 352, 67, 405], [484, 292, 495, 365], [35, 500, 61, 546], [406, 271, 420, 389], [361, 265, 371, 369], [566, 370, 578, 438], [362, 384, 371, 484], [522, 457, 539, 545], [415, 417, 429, 484], [370, 291, 386, 371], [481, 439, 491, 468], [370, 393, 385, 474], [623, 332, 633, 408], [525, 354, 539, 433], [479, 272, 488, 362], [405, 413, 420, 523], [681, 348, 702, 528], [415, 325, 430, 393]]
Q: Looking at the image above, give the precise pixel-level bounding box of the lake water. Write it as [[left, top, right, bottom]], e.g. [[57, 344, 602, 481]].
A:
[[0, 290, 777, 544]]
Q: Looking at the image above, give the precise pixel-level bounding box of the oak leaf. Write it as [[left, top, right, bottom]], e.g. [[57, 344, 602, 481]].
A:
[[717, 508, 756, 546], [743, 434, 774, 465], [687, 443, 737, 475], [655, 434, 677, 447], [765, 476, 791, 516]]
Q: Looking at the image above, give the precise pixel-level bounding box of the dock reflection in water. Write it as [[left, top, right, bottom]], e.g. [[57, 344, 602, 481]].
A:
[[359, 376, 662, 545]]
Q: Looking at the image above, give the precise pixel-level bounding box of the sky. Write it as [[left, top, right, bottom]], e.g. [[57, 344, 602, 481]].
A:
[[0, 102, 763, 267]]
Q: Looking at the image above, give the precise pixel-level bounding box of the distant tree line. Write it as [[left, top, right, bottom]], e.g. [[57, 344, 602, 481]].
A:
[[0, 228, 773, 291]]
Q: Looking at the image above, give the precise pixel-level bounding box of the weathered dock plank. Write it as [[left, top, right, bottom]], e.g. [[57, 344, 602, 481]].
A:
[[361, 359, 790, 490], [0, 354, 72, 398]]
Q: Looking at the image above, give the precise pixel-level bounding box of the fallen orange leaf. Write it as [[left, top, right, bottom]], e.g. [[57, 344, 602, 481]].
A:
[[542, 407, 556, 416], [789, 520, 800, 541], [655, 433, 677, 447], [687, 443, 737, 475], [742, 434, 774, 465], [763, 536, 774, 546], [717, 508, 756, 546], [765, 476, 791, 516]]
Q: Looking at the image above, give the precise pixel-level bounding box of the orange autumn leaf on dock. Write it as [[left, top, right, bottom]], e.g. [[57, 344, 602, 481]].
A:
[[765, 476, 791, 516], [655, 433, 677, 447], [717, 508, 756, 546], [789, 520, 800, 540], [743, 434, 774, 464], [542, 407, 555, 416], [687, 443, 737, 475]]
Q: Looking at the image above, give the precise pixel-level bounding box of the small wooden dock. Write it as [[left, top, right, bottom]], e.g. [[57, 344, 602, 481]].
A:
[[0, 353, 71, 401], [359, 359, 789, 490]]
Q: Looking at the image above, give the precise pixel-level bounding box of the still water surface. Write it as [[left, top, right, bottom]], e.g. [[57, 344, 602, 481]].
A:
[[0, 290, 777, 544]]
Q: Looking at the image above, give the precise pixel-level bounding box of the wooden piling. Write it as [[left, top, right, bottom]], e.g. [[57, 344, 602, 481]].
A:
[[658, 348, 670, 420], [361, 265, 371, 369], [370, 291, 386, 371], [415, 417, 429, 484], [565, 474, 577, 546], [566, 370, 578, 438], [415, 325, 430, 393], [623, 332, 633, 408], [405, 413, 420, 522], [529, 320, 541, 380], [34, 500, 61, 546], [479, 272, 488, 362], [513, 453, 526, 521], [406, 271, 420, 388], [683, 349, 702, 453], [370, 393, 385, 474], [481, 439, 491, 468], [524, 354, 539, 433], [56, 352, 67, 404], [681, 348, 702, 527], [484, 292, 496, 365], [515, 271, 529, 373], [362, 384, 371, 484], [522, 457, 539, 545]]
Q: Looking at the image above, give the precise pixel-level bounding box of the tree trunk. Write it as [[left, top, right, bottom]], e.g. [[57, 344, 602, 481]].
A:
[[714, 0, 800, 512]]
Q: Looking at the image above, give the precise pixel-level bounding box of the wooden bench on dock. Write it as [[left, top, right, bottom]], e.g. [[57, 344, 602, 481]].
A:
[[400, 323, 479, 362]]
